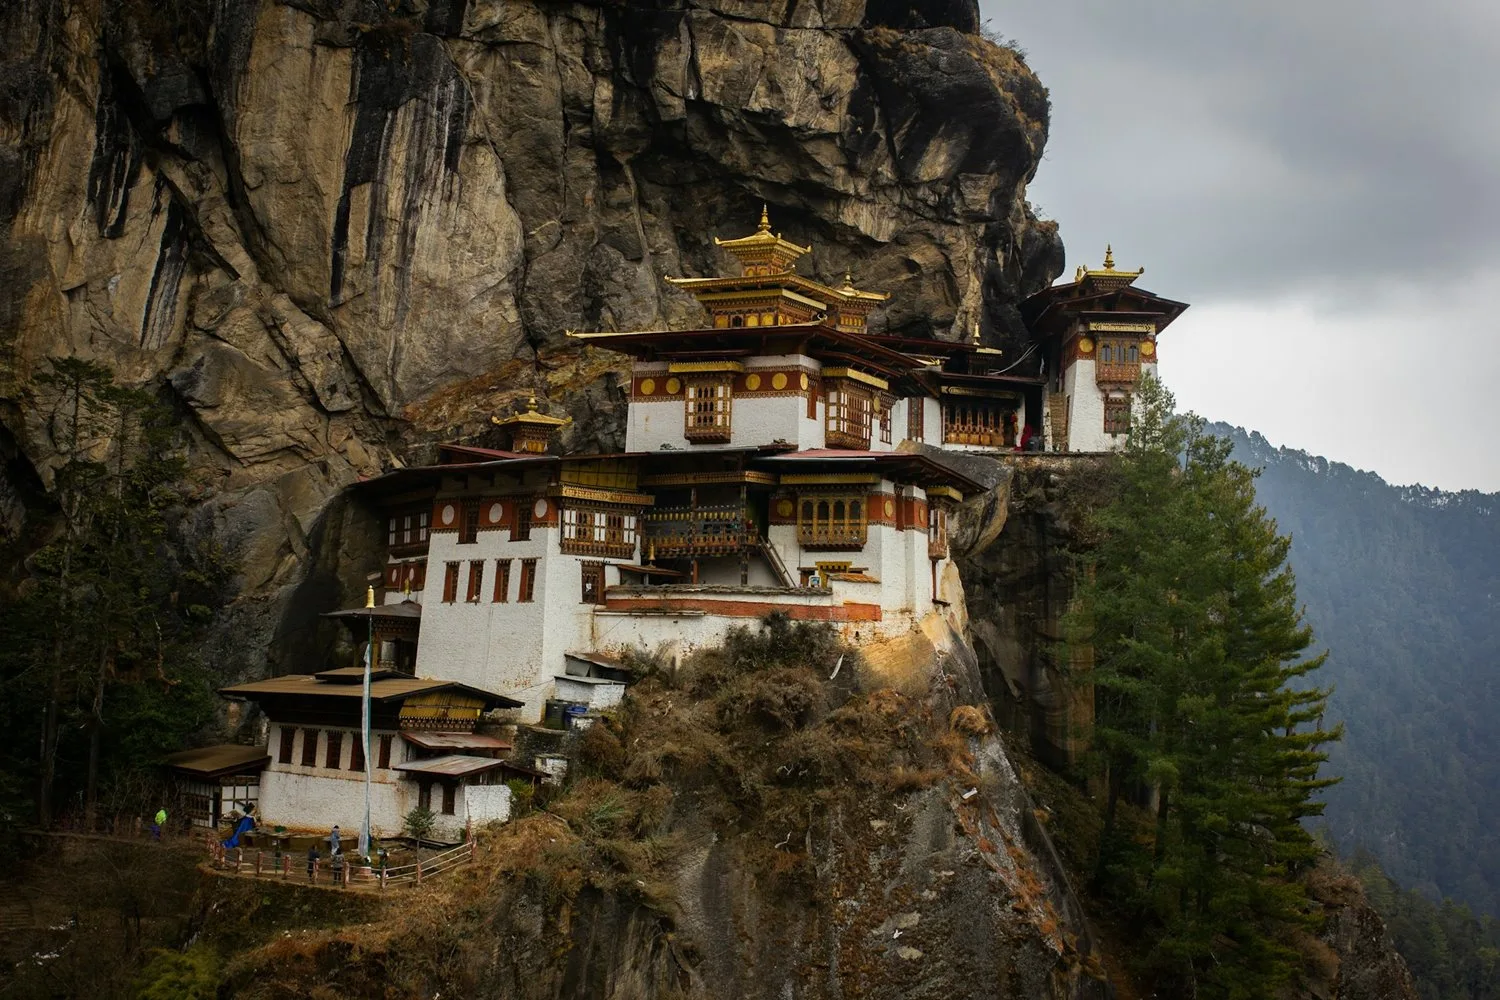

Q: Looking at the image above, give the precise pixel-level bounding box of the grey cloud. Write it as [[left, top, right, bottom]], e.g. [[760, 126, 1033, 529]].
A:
[[985, 0, 1500, 297]]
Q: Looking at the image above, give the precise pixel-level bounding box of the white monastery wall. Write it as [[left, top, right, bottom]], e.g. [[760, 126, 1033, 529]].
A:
[[625, 355, 824, 452], [459, 784, 512, 829], [258, 767, 407, 837], [1062, 359, 1107, 452]]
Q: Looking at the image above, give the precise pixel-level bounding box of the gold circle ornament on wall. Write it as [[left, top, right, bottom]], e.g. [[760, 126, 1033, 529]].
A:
[[745, 373, 762, 391], [884, 499, 895, 518], [1078, 337, 1094, 354], [776, 499, 794, 518], [799, 373, 809, 390], [1140, 340, 1156, 357], [640, 378, 655, 396], [665, 377, 681, 395], [771, 372, 788, 391]]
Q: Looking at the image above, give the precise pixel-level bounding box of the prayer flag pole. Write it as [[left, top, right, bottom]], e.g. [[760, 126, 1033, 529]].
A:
[[359, 585, 375, 859]]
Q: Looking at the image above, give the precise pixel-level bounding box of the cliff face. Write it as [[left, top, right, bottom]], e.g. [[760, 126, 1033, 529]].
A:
[[0, 0, 1062, 677]]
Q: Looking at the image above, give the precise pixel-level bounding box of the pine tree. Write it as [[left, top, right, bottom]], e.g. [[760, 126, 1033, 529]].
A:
[[1070, 373, 1341, 998]]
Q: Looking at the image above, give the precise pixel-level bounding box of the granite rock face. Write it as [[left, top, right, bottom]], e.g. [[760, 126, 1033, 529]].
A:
[[0, 0, 1062, 673]]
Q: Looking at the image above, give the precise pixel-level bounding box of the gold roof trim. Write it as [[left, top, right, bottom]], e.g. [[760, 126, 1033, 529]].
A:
[[491, 395, 571, 428], [1073, 244, 1146, 284], [667, 360, 746, 374], [712, 204, 813, 261], [926, 485, 963, 503], [821, 366, 889, 391]]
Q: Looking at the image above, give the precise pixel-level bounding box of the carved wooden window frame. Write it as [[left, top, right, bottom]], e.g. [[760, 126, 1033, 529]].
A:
[[684, 378, 733, 442], [796, 493, 868, 550]]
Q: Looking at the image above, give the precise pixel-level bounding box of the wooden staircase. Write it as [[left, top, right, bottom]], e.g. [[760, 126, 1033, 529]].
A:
[[756, 535, 796, 588], [1048, 393, 1069, 451]]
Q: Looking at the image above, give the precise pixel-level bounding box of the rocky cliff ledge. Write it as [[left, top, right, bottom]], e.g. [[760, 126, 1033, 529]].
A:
[[0, 0, 1062, 677]]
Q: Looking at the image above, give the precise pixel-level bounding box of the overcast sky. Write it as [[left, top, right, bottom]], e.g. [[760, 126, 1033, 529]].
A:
[[983, 0, 1500, 492]]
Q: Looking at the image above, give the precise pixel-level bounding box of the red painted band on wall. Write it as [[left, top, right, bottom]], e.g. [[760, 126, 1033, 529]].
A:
[[602, 597, 882, 622]]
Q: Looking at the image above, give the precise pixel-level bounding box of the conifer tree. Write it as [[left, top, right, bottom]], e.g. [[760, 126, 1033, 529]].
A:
[[1070, 373, 1341, 998]]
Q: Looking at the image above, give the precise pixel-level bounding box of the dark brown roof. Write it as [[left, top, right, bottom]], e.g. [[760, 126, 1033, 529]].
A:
[[162, 744, 271, 778], [753, 449, 985, 495], [220, 674, 523, 709]]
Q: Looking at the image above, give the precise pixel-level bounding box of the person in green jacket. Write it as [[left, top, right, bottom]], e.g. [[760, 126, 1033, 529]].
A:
[[151, 807, 167, 840]]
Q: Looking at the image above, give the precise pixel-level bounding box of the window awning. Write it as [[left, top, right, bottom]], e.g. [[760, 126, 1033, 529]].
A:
[[393, 755, 510, 779]]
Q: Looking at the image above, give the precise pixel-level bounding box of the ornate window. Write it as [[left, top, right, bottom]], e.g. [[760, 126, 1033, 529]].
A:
[[442, 561, 460, 603], [928, 505, 949, 560], [466, 560, 484, 602], [1104, 397, 1132, 435], [684, 379, 733, 442], [580, 561, 605, 605], [879, 399, 893, 444], [349, 734, 365, 773], [518, 559, 537, 602], [513, 503, 532, 541], [825, 384, 872, 449], [907, 397, 924, 442], [492, 559, 511, 603], [1095, 340, 1142, 385], [278, 726, 294, 765], [561, 505, 638, 559], [942, 399, 1016, 448], [797, 495, 868, 550]]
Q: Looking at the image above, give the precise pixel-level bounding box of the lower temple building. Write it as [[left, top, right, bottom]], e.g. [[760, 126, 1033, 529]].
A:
[[207, 212, 1187, 840]]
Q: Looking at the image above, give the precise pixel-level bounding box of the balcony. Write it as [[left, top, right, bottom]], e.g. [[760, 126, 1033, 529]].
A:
[[1094, 361, 1141, 385], [797, 524, 868, 551], [642, 504, 752, 557], [825, 427, 871, 450]]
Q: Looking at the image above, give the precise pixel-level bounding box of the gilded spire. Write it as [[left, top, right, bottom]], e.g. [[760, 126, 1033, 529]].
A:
[[758, 204, 771, 233], [365, 585, 376, 609], [1103, 244, 1115, 271]]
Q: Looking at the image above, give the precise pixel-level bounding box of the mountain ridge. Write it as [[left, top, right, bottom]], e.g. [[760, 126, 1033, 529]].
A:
[[1207, 420, 1500, 916]]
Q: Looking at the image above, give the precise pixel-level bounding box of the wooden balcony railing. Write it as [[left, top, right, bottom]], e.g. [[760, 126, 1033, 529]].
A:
[[643, 505, 752, 557], [825, 427, 871, 450], [797, 523, 868, 551], [1094, 361, 1141, 385]]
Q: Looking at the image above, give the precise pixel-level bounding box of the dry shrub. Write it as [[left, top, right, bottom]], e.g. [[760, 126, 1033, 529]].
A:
[[717, 666, 828, 729], [885, 765, 944, 793], [949, 704, 991, 736], [933, 730, 980, 784]]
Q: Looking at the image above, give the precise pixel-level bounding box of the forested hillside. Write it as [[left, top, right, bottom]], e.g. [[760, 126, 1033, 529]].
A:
[[1211, 424, 1500, 916]]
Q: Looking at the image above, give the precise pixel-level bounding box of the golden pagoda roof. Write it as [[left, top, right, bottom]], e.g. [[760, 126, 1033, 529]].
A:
[[1073, 245, 1145, 288], [710, 205, 812, 272], [490, 395, 571, 428]]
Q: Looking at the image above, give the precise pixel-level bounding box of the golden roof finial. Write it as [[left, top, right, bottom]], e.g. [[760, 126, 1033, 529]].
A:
[[842, 269, 854, 290], [365, 585, 376, 609], [972, 321, 981, 344], [757, 204, 771, 233], [1103, 244, 1115, 271], [526, 393, 538, 411]]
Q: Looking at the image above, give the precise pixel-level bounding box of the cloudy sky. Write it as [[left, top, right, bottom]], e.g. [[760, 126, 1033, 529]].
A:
[[983, 0, 1500, 492]]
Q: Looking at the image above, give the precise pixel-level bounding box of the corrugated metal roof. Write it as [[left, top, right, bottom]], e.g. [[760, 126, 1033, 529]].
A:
[[399, 732, 512, 751], [162, 744, 270, 777], [393, 754, 509, 778]]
